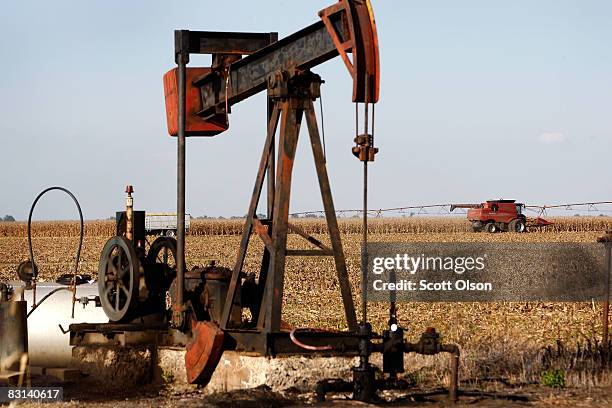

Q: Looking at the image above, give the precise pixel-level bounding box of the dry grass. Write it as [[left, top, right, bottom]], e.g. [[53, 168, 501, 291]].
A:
[[0, 217, 610, 385]]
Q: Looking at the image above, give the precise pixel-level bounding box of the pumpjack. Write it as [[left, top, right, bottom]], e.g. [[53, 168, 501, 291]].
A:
[[67, 0, 460, 402]]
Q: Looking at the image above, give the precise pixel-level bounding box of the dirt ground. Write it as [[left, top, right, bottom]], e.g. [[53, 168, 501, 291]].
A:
[[5, 377, 612, 408]]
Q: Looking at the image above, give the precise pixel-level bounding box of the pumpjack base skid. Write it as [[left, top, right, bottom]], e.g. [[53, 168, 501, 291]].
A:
[[69, 323, 360, 357], [225, 329, 360, 356], [69, 322, 180, 347]]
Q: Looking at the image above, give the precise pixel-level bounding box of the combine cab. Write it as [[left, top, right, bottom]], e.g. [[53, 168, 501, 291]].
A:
[[451, 200, 552, 233]]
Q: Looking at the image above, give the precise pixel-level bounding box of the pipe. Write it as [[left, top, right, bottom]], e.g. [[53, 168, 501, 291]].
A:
[[404, 330, 460, 403], [315, 378, 352, 402], [27, 287, 71, 318], [598, 232, 612, 345], [289, 328, 334, 351], [174, 30, 189, 329], [361, 120, 368, 325], [601, 243, 612, 347], [441, 344, 460, 402], [26, 186, 84, 316], [125, 185, 134, 242]]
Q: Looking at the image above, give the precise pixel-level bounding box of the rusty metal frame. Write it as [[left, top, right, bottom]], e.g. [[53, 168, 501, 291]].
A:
[[172, 2, 380, 329], [217, 74, 358, 353], [168, 20, 367, 349], [319, 0, 379, 103], [172, 30, 278, 329], [182, 31, 278, 55], [193, 0, 379, 120]]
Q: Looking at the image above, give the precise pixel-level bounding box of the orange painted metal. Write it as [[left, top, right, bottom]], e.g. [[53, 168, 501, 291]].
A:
[[319, 0, 379, 103], [531, 217, 553, 226], [467, 201, 521, 224], [163, 67, 228, 137], [184, 320, 225, 385]]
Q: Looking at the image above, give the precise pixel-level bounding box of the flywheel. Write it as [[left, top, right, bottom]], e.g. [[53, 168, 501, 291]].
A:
[[98, 236, 140, 322]]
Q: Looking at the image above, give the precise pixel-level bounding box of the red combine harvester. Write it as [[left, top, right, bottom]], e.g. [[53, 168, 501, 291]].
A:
[[451, 200, 552, 233]]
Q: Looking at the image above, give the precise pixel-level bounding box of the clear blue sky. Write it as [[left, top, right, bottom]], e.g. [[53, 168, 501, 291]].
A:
[[1, 1, 611, 220]]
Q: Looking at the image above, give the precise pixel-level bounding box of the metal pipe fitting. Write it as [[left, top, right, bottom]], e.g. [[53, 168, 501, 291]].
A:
[[441, 343, 460, 402], [125, 185, 134, 242], [405, 328, 460, 403]]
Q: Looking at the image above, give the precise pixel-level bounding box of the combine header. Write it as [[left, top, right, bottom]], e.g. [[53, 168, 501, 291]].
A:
[[451, 200, 552, 233]]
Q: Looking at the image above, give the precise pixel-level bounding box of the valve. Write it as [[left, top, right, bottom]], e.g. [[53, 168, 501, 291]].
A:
[[413, 327, 441, 355], [382, 324, 405, 376], [77, 295, 101, 309]]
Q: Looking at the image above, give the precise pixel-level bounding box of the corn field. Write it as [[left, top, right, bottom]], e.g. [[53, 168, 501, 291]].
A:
[[0, 217, 610, 386], [1, 216, 610, 237]]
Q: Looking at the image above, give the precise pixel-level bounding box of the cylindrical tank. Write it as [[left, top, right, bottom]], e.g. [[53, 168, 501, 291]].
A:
[[12, 282, 108, 368]]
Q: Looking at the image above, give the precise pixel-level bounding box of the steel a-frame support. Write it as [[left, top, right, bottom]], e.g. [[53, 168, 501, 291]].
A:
[[220, 73, 357, 338]]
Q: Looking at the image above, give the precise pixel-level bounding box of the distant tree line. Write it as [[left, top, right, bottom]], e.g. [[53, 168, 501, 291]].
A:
[[2, 215, 15, 222]]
